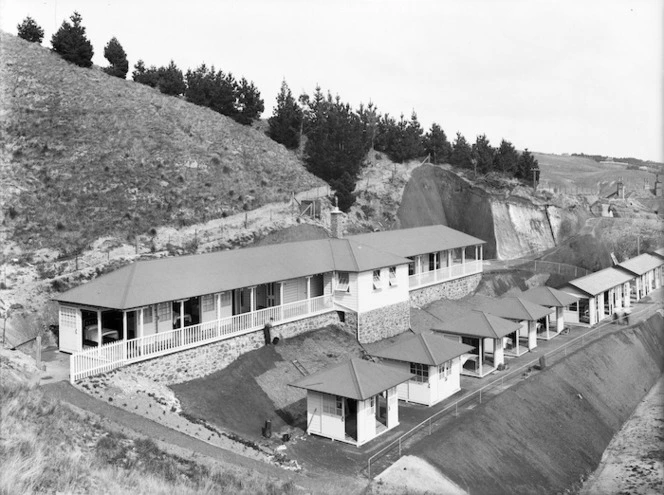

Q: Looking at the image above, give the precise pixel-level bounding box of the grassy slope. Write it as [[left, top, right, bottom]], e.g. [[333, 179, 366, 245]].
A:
[[0, 32, 324, 254]]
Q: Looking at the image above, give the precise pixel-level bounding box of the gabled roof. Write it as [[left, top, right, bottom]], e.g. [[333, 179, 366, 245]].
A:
[[54, 237, 408, 310], [519, 286, 579, 308], [478, 296, 554, 321], [431, 311, 523, 339], [289, 358, 413, 400], [617, 253, 664, 276], [567, 267, 634, 296], [370, 332, 474, 366], [348, 225, 485, 258]]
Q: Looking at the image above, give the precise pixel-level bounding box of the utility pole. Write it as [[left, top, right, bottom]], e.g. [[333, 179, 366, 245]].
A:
[[531, 167, 539, 191]]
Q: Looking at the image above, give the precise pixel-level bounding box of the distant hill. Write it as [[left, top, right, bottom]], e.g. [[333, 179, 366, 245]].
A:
[[0, 32, 324, 255]]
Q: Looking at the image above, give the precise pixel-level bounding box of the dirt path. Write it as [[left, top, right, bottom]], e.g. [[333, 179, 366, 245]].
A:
[[42, 381, 367, 494]]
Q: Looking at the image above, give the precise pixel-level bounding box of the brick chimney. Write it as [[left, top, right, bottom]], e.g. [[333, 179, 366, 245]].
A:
[[330, 197, 343, 239]]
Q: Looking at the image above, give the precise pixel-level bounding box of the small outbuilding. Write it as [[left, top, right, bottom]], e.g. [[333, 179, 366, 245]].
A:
[[369, 332, 473, 406], [289, 358, 412, 447], [616, 253, 664, 300], [561, 267, 633, 326], [479, 297, 554, 352], [431, 311, 522, 378], [519, 286, 579, 339]]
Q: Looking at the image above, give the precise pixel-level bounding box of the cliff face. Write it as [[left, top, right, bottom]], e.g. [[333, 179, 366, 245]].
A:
[[395, 165, 583, 259]]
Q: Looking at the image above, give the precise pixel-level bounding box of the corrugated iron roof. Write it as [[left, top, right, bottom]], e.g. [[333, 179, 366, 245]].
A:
[[348, 225, 485, 258], [568, 267, 634, 296], [520, 286, 579, 307], [369, 332, 474, 366], [477, 296, 554, 321], [431, 310, 523, 339], [54, 237, 408, 310], [651, 248, 664, 259], [289, 358, 413, 400], [617, 253, 664, 276]]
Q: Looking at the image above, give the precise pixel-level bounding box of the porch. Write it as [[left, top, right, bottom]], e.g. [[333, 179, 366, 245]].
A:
[[70, 294, 334, 382], [460, 354, 496, 378], [408, 260, 483, 290]]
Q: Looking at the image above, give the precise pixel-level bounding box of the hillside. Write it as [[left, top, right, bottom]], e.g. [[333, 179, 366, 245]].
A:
[[0, 32, 324, 256]]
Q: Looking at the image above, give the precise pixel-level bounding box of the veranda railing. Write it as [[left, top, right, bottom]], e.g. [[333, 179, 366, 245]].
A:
[[408, 260, 483, 289], [70, 294, 334, 382]]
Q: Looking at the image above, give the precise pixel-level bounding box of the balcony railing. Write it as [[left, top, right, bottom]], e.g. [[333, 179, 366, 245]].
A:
[[70, 294, 334, 382], [408, 260, 483, 289]]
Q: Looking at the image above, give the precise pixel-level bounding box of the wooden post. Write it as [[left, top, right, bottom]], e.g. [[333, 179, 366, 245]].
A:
[[36, 334, 42, 370], [122, 311, 127, 361], [96, 310, 102, 356], [179, 301, 185, 347]]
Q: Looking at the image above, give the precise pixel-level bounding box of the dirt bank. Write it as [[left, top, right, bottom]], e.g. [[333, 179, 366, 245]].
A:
[[410, 314, 664, 495]]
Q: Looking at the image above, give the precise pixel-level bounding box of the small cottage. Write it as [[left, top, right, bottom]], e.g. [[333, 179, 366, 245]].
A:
[[289, 358, 412, 446], [429, 311, 522, 378], [369, 332, 473, 406], [519, 286, 579, 339], [616, 253, 663, 300]]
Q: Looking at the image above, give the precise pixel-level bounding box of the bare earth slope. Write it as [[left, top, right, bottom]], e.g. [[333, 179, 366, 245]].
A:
[[410, 314, 664, 495], [0, 32, 323, 253]]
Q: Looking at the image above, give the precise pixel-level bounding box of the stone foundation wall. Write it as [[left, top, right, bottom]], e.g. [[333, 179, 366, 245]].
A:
[[410, 273, 482, 307], [357, 300, 410, 344], [128, 310, 339, 385]]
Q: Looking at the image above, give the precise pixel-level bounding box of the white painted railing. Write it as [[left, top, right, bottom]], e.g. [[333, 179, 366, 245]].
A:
[[70, 294, 334, 382], [408, 260, 483, 289]]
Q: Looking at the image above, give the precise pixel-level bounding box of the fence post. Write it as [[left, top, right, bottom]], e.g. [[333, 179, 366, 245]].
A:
[[479, 389, 482, 404], [398, 438, 402, 457], [368, 459, 371, 479], [455, 402, 458, 417], [429, 418, 432, 435]]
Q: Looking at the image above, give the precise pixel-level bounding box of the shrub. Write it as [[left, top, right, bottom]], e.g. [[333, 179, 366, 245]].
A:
[[17, 16, 44, 43], [50, 12, 94, 68], [103, 37, 128, 79]]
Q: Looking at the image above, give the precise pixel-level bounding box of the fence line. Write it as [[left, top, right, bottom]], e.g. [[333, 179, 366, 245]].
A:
[[484, 259, 590, 278], [366, 318, 616, 478]]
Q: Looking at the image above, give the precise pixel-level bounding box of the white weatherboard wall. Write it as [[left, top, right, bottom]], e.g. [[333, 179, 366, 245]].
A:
[[334, 272, 359, 311], [356, 265, 409, 313], [306, 391, 345, 441], [384, 358, 462, 406]]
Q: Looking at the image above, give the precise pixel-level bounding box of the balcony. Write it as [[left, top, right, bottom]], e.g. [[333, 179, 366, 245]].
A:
[[70, 294, 334, 382], [408, 260, 483, 290]]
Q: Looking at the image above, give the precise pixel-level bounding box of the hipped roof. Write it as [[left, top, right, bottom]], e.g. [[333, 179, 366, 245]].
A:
[[289, 358, 413, 400], [348, 225, 485, 258], [54, 237, 408, 310], [617, 253, 664, 276], [651, 248, 664, 259], [432, 310, 523, 339], [519, 286, 579, 308], [567, 267, 634, 296], [370, 332, 474, 366], [478, 296, 554, 321]]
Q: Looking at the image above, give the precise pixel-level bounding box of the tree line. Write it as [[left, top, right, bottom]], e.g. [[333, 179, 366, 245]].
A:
[[268, 80, 540, 211], [17, 13, 263, 126]]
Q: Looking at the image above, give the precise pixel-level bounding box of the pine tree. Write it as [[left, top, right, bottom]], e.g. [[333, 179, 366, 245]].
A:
[[50, 12, 94, 68], [449, 132, 473, 169], [516, 148, 539, 183], [17, 16, 44, 43], [234, 77, 264, 125], [358, 101, 379, 150], [472, 134, 495, 174], [156, 60, 186, 96], [185, 65, 236, 117], [494, 139, 519, 175], [424, 123, 452, 164], [132, 60, 159, 87], [103, 37, 129, 79], [268, 80, 303, 149]]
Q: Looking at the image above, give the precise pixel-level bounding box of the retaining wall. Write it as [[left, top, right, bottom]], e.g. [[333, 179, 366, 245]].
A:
[[409, 273, 482, 307]]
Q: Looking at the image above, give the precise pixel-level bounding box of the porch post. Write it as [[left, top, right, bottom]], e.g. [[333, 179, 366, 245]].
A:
[[479, 338, 483, 377], [279, 282, 284, 321], [216, 293, 221, 337], [545, 313, 550, 339], [96, 310, 102, 356], [154, 304, 158, 333], [179, 300, 185, 347], [494, 337, 504, 367], [528, 321, 537, 350], [139, 308, 144, 339], [250, 287, 256, 328], [624, 283, 630, 308], [122, 311, 127, 361], [461, 248, 466, 274], [306, 276, 312, 313]]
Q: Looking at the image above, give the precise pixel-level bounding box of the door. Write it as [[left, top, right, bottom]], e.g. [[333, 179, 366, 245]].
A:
[[59, 306, 82, 353], [266, 283, 277, 307]]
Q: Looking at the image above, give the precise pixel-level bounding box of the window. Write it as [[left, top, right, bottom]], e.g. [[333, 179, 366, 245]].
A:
[[568, 302, 578, 312], [410, 362, 429, 383], [157, 302, 171, 320], [389, 266, 398, 287], [202, 294, 215, 312], [429, 252, 439, 271], [336, 272, 349, 292], [408, 258, 415, 276], [143, 306, 153, 324], [438, 361, 451, 380], [323, 394, 343, 416], [373, 269, 383, 290]]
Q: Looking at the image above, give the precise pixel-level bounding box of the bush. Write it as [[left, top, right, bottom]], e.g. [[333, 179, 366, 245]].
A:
[[17, 16, 44, 43], [50, 12, 94, 68], [103, 37, 128, 79]]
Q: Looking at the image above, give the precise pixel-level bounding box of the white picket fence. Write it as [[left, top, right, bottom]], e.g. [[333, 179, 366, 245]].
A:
[[70, 294, 334, 382]]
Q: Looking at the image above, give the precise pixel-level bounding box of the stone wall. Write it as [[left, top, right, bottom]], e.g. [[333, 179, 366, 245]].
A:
[[357, 300, 410, 343], [410, 273, 482, 307], [128, 310, 339, 385]]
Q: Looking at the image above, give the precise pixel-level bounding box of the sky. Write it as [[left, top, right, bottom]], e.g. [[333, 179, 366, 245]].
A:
[[1, 0, 662, 162]]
